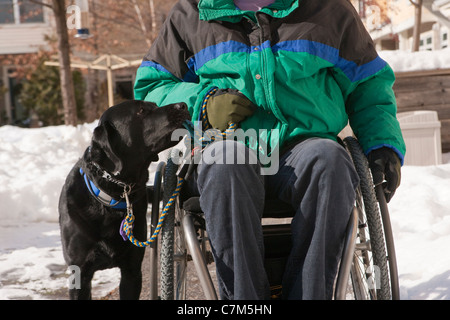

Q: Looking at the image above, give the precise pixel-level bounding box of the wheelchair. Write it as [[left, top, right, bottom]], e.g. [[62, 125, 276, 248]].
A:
[[146, 136, 400, 300]]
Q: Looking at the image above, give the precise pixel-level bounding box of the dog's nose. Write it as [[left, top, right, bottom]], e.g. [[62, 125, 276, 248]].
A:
[[174, 103, 187, 110]]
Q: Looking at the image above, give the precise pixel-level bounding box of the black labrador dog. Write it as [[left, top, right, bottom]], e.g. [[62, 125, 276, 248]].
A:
[[59, 100, 189, 299]]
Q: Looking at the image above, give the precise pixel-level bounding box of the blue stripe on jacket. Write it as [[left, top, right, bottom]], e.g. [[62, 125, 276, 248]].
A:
[[139, 39, 387, 84], [272, 40, 387, 82], [140, 60, 198, 83]]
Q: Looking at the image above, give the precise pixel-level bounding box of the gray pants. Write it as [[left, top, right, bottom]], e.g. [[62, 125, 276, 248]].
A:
[[194, 138, 359, 300]]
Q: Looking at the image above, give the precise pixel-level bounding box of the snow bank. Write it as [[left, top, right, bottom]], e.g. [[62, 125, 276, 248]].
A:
[[0, 122, 96, 223], [0, 122, 122, 299], [380, 48, 450, 73], [388, 164, 450, 299]]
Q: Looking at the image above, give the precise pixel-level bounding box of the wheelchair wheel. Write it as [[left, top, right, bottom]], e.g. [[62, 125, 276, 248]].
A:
[[160, 151, 188, 299], [148, 161, 165, 300], [343, 136, 394, 300], [159, 149, 218, 300]]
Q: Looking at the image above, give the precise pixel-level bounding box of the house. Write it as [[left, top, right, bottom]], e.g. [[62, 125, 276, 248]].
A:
[[351, 1, 450, 156], [0, 0, 178, 126], [352, 0, 450, 51], [0, 0, 52, 125]]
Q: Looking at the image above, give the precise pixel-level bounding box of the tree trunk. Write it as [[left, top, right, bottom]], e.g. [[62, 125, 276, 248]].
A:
[[149, 0, 156, 38], [132, 0, 151, 47], [411, 0, 423, 52], [52, 0, 78, 126]]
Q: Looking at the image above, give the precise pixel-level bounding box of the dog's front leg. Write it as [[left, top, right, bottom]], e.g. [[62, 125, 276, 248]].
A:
[[69, 268, 94, 300], [119, 267, 142, 300]]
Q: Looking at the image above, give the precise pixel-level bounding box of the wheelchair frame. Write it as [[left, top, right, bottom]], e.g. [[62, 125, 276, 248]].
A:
[[147, 136, 400, 300]]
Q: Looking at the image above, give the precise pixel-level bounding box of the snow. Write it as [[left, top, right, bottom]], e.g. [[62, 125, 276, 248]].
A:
[[1, 121, 449, 300], [1, 49, 450, 300], [390, 164, 450, 300], [0, 122, 123, 300], [380, 48, 450, 73]]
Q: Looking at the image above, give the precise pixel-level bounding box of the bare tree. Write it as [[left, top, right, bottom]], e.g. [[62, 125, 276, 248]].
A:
[[410, 0, 423, 52], [29, 0, 176, 124], [132, 0, 151, 47], [52, 0, 77, 125], [87, 0, 167, 53], [30, 0, 78, 125], [149, 0, 156, 38]]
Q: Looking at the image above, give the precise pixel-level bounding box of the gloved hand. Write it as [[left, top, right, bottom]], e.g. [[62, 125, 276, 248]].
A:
[[367, 147, 402, 203], [206, 89, 257, 131]]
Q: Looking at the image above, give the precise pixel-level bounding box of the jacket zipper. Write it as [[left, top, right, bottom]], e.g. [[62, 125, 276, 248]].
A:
[[256, 12, 288, 152]]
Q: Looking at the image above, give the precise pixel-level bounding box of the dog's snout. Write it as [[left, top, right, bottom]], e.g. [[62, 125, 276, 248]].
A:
[[174, 103, 187, 110], [166, 102, 190, 126]]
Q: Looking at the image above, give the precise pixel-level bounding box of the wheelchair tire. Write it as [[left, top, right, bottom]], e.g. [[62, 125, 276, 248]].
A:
[[160, 152, 179, 300], [148, 161, 165, 300], [343, 136, 391, 300], [160, 149, 190, 300]]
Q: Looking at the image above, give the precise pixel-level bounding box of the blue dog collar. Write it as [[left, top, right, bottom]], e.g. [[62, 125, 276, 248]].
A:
[[79, 167, 127, 210]]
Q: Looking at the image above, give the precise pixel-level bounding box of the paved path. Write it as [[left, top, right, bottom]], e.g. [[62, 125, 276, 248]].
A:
[[102, 243, 218, 300]]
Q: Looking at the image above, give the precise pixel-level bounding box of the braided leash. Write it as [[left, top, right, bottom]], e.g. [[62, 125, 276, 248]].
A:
[[121, 176, 184, 247], [121, 87, 236, 247]]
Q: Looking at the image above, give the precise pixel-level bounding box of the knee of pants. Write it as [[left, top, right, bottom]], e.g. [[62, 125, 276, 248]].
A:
[[306, 139, 348, 166], [196, 140, 265, 226], [320, 140, 359, 187], [290, 138, 359, 189]]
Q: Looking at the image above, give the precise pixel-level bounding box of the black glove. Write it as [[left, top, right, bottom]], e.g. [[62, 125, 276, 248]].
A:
[[206, 89, 257, 131], [367, 147, 401, 203]]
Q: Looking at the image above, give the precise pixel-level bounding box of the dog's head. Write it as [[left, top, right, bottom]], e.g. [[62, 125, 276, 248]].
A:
[[89, 100, 190, 179]]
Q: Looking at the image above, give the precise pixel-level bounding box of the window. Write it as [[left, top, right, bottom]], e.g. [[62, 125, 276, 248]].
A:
[[115, 74, 135, 100], [419, 33, 433, 51], [442, 32, 448, 49], [19, 0, 44, 23], [0, 0, 14, 24], [0, 0, 44, 25]]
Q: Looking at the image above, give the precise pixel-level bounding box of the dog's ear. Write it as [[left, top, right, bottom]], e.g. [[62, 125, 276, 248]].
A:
[[90, 121, 123, 174]]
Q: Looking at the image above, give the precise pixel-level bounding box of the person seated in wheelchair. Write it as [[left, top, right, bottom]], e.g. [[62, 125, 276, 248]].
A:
[[134, 0, 406, 300]]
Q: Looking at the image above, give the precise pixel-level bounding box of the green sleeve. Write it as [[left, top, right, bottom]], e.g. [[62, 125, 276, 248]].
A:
[[133, 1, 210, 121], [346, 65, 406, 164], [134, 65, 211, 121]]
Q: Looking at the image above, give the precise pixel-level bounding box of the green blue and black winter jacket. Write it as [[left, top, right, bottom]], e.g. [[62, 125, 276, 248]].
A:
[[134, 0, 406, 163]]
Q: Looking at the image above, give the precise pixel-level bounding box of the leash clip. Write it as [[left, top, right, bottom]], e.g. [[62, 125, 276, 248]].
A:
[[122, 184, 132, 196], [119, 187, 134, 241]]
